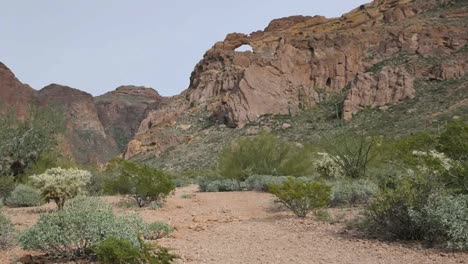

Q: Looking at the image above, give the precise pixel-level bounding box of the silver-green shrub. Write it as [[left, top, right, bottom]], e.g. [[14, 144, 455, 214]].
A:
[[0, 209, 15, 250], [6, 184, 42, 207], [18, 196, 149, 257], [420, 194, 468, 250], [331, 179, 378, 207], [245, 175, 290, 191]]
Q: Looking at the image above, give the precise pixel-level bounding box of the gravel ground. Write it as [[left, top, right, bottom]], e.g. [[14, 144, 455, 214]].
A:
[[2, 185, 467, 264]]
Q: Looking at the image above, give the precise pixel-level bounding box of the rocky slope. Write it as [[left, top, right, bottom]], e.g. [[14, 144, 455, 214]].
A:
[[95, 86, 164, 152], [126, 0, 468, 170], [0, 64, 163, 163], [0, 63, 37, 118]]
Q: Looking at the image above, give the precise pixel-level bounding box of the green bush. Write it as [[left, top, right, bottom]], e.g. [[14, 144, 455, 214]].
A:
[[95, 237, 142, 264], [0, 176, 15, 199], [30, 167, 92, 209], [437, 120, 467, 162], [145, 221, 174, 240], [268, 178, 331, 218], [0, 209, 15, 250], [18, 196, 149, 258], [331, 179, 378, 207], [363, 174, 439, 240], [418, 194, 468, 250], [6, 184, 42, 207], [104, 159, 175, 207], [95, 236, 177, 264], [218, 131, 313, 182]]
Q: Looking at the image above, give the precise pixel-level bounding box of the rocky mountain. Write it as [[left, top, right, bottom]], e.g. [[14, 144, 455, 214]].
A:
[[95, 86, 164, 152], [0, 64, 163, 163], [0, 63, 37, 118], [126, 0, 468, 171]]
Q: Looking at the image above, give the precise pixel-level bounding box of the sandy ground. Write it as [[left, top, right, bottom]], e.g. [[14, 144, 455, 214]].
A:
[[2, 185, 468, 264]]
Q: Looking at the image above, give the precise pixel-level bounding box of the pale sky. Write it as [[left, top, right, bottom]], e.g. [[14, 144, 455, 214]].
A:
[[0, 1, 369, 96]]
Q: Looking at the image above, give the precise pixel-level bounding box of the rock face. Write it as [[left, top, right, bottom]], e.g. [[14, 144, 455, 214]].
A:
[[0, 63, 37, 118], [37, 84, 120, 163], [343, 66, 415, 121], [95, 86, 163, 152], [127, 0, 468, 160], [180, 0, 467, 127], [0, 63, 163, 163]]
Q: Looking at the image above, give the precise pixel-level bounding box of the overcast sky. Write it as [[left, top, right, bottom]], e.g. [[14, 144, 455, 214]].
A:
[[0, 0, 369, 96]]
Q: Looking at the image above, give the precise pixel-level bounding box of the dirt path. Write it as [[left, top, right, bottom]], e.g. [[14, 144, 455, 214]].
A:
[[2, 185, 468, 264]]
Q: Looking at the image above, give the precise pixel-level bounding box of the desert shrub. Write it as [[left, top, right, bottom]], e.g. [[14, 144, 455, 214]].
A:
[[18, 196, 149, 258], [322, 132, 376, 179], [6, 184, 42, 207], [331, 179, 378, 207], [139, 237, 178, 264], [268, 178, 331, 218], [314, 152, 344, 179], [95, 236, 177, 264], [145, 221, 174, 240], [414, 194, 468, 250], [30, 167, 91, 209], [245, 175, 290, 191], [204, 179, 246, 192], [104, 159, 175, 207], [24, 150, 77, 176], [218, 131, 313, 182], [437, 120, 468, 162], [0, 209, 15, 250], [95, 237, 142, 264], [0, 175, 15, 199], [363, 174, 440, 240]]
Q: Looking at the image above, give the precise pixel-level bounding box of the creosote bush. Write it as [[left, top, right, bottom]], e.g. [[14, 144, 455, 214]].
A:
[[104, 158, 175, 207], [6, 184, 42, 207], [30, 167, 91, 209], [268, 177, 331, 218], [18, 196, 150, 258]]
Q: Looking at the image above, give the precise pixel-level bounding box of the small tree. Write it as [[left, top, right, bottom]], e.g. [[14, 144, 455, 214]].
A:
[[104, 159, 175, 207], [0, 107, 65, 179], [30, 167, 91, 209], [268, 177, 331, 218]]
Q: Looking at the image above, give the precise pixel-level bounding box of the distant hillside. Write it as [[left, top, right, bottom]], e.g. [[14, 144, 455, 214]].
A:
[[0, 64, 163, 163]]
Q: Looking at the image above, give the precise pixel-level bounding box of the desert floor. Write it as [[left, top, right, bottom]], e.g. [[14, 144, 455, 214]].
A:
[[2, 185, 468, 264]]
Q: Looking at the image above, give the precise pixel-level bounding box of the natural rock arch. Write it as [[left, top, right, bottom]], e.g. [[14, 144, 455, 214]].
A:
[[235, 44, 253, 52]]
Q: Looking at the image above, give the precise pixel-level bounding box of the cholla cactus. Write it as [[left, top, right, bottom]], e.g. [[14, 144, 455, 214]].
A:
[[30, 167, 91, 210], [314, 152, 345, 179]]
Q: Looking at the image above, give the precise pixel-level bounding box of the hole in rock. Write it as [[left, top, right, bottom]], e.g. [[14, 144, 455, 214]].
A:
[[326, 77, 332, 87], [235, 44, 253, 52]]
